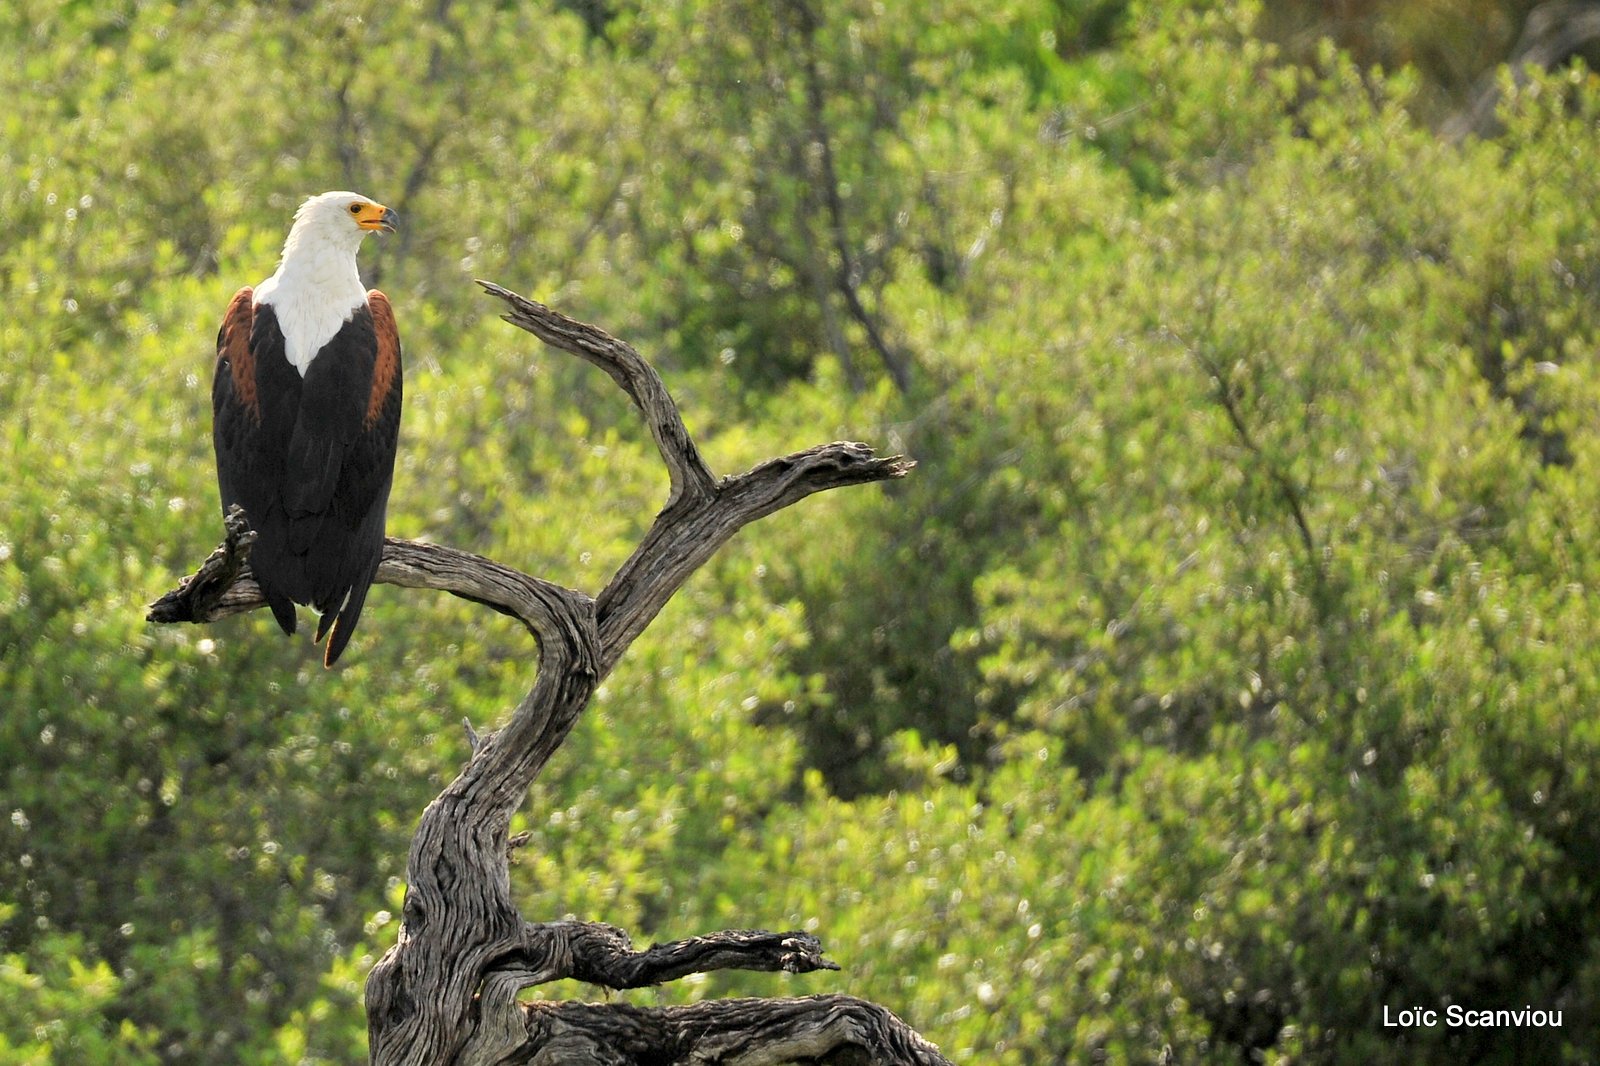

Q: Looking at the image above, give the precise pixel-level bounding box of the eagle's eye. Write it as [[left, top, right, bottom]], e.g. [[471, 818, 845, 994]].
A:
[[350, 203, 363, 214]]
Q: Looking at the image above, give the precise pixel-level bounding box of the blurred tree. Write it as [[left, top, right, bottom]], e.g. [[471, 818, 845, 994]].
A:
[[7, 0, 1600, 1062]]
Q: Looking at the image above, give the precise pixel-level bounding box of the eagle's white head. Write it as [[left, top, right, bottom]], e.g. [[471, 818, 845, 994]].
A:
[[284, 190, 398, 255], [256, 191, 398, 375]]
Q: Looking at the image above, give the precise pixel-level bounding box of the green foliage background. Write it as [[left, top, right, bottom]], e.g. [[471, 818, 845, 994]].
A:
[[3, 0, 1599, 1062]]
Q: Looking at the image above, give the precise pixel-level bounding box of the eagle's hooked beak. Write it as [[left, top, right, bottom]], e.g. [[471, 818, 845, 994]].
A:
[[356, 202, 398, 234]]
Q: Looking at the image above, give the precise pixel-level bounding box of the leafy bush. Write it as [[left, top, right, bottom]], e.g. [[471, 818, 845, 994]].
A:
[[5, 1, 1600, 1063]]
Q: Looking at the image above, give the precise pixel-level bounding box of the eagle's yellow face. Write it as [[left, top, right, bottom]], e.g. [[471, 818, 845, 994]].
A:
[[346, 199, 398, 233]]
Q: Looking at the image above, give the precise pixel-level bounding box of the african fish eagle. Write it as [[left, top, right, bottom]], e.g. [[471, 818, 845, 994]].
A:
[[211, 191, 403, 667]]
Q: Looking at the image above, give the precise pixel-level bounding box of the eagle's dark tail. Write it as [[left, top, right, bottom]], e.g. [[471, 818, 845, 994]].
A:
[[316, 553, 381, 668], [253, 568, 298, 637], [313, 603, 337, 646], [266, 593, 298, 637]]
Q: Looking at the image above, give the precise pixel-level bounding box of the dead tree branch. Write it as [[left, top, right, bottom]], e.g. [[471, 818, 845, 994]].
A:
[[151, 282, 932, 1066], [478, 996, 951, 1066]]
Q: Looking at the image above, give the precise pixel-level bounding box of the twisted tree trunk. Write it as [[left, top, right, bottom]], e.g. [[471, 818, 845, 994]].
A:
[[150, 282, 946, 1066]]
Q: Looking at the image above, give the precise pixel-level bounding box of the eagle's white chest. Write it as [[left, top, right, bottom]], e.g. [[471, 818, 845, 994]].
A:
[[254, 245, 368, 376]]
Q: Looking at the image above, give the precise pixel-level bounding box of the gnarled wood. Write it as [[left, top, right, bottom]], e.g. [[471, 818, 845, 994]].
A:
[[152, 281, 936, 1066], [147, 503, 258, 624], [474, 281, 913, 674], [478, 996, 951, 1066]]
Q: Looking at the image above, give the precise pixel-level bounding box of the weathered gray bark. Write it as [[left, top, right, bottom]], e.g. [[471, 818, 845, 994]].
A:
[[150, 283, 943, 1065]]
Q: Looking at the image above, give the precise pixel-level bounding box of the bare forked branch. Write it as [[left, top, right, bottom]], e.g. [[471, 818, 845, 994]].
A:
[[476, 279, 913, 676]]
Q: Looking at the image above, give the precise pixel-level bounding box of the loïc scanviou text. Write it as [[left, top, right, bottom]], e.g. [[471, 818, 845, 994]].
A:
[[1383, 1005, 1562, 1028]]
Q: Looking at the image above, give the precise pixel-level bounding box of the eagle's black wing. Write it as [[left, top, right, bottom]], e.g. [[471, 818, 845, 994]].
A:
[[212, 286, 301, 637], [303, 291, 402, 666]]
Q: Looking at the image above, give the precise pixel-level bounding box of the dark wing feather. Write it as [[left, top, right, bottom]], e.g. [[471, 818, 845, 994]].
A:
[[212, 287, 299, 635], [319, 290, 402, 666], [290, 294, 401, 666], [319, 291, 403, 666]]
